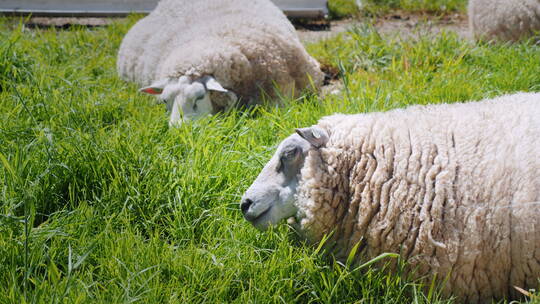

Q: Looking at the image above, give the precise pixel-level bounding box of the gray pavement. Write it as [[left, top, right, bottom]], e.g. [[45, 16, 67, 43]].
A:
[[0, 0, 328, 18]]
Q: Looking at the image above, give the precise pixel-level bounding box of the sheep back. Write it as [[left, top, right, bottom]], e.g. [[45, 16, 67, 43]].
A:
[[117, 0, 323, 104], [469, 0, 540, 42], [296, 92, 540, 303]]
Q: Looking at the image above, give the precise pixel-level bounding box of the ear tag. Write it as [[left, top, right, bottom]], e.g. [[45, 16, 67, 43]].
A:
[[140, 87, 163, 95]]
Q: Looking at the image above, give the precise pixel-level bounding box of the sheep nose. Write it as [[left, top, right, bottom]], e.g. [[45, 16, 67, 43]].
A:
[[240, 198, 253, 215]]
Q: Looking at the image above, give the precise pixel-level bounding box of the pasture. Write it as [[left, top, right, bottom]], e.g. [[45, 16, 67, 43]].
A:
[[1, 0, 539, 302]]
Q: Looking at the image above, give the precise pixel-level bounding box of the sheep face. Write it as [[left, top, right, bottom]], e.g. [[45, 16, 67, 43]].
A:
[[140, 76, 236, 126], [241, 127, 329, 230]]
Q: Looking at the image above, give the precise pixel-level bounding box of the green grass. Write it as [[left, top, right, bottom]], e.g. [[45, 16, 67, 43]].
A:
[[1, 12, 540, 304], [327, 0, 467, 18], [360, 0, 467, 15], [328, 0, 361, 18]]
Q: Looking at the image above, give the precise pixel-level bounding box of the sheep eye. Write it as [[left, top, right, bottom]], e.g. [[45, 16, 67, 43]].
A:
[[281, 147, 298, 162], [277, 147, 300, 173]]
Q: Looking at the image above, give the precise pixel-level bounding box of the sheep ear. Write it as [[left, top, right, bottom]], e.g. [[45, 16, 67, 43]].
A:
[[203, 76, 228, 92], [296, 126, 329, 148], [139, 78, 170, 95]]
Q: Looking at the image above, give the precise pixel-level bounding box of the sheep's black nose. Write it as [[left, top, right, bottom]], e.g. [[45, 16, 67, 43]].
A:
[[240, 199, 253, 215]]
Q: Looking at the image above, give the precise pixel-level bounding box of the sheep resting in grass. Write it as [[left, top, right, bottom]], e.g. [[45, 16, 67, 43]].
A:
[[469, 0, 540, 42], [240, 92, 540, 303], [117, 0, 324, 126]]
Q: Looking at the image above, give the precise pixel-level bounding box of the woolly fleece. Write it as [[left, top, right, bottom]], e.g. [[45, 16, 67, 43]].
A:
[[295, 92, 540, 303], [117, 0, 324, 105], [469, 0, 540, 42]]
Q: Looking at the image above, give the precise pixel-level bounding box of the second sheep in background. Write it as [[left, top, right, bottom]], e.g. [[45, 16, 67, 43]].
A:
[[117, 0, 324, 126], [469, 0, 540, 42]]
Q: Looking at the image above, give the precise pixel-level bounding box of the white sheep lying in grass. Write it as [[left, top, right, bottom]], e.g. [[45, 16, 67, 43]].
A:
[[469, 0, 540, 42], [117, 0, 324, 126], [240, 92, 540, 303]]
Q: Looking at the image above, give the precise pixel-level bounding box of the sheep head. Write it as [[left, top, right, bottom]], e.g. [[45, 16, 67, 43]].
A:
[[140, 75, 237, 126], [240, 126, 329, 230]]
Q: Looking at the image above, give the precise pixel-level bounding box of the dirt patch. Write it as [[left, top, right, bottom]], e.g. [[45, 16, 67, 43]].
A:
[[375, 12, 470, 39], [296, 13, 470, 43], [25, 17, 114, 28], [23, 13, 469, 40]]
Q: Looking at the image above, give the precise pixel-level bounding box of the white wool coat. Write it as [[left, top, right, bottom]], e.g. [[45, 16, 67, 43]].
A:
[[117, 0, 324, 105], [295, 92, 540, 303], [469, 0, 540, 41]]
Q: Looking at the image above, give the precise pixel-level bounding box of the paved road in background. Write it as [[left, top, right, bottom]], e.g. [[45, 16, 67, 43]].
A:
[[0, 0, 328, 18]]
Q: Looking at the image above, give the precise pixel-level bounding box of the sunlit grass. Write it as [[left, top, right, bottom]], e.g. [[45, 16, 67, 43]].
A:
[[360, 0, 467, 15], [1, 8, 539, 304], [327, 0, 467, 18]]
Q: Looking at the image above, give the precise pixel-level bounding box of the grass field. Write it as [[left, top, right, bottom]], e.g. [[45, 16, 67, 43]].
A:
[[1, 1, 540, 303], [329, 0, 467, 17]]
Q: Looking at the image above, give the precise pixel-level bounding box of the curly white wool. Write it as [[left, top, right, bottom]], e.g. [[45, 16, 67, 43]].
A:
[[241, 92, 540, 303], [296, 92, 540, 303], [468, 0, 540, 41], [117, 0, 324, 114]]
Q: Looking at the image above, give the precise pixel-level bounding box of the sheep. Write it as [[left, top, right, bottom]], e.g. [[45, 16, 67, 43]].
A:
[[240, 92, 540, 303], [117, 0, 324, 126], [468, 0, 540, 42]]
